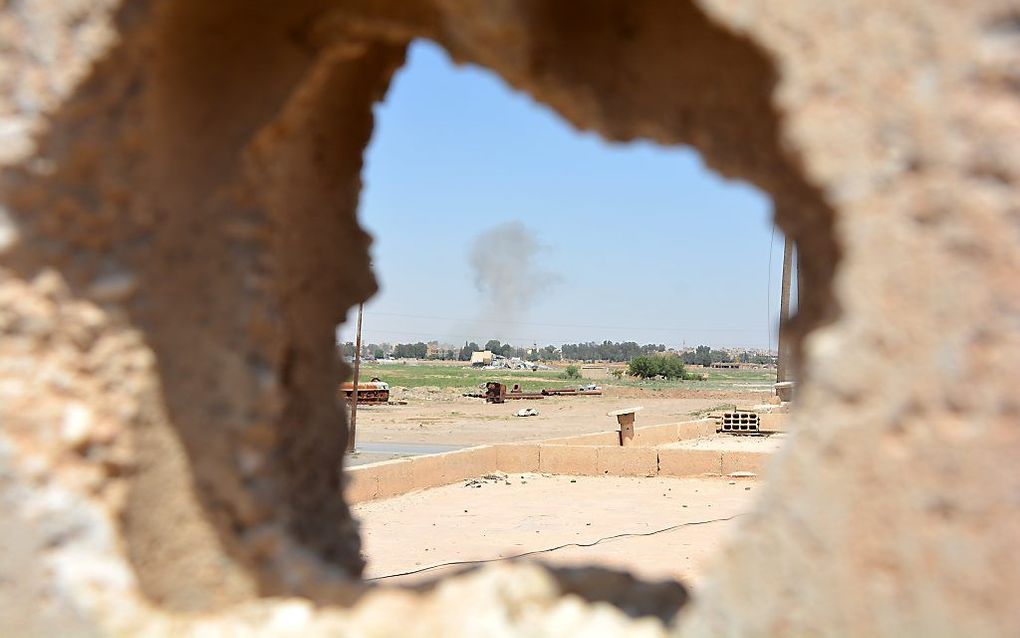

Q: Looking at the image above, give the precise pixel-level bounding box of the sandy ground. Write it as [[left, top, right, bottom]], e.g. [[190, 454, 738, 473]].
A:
[[347, 388, 768, 465], [354, 474, 758, 587]]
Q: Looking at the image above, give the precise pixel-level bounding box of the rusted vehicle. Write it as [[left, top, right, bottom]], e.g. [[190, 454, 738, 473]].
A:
[[339, 378, 390, 404]]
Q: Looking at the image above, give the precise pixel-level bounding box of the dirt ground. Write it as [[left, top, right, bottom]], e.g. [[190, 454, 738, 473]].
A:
[[347, 386, 770, 465], [355, 474, 757, 586]]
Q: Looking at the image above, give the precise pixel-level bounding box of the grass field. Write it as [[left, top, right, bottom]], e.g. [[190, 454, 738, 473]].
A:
[[357, 362, 774, 393]]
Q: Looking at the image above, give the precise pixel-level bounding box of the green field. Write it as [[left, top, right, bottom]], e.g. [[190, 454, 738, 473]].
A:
[[358, 363, 774, 393]]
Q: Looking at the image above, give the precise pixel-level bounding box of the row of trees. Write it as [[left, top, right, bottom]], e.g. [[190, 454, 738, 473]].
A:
[[560, 341, 666, 362], [339, 340, 775, 365]]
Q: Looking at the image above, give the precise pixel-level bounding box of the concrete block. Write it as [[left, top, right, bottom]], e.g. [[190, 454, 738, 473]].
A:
[[721, 451, 771, 476], [539, 445, 598, 475], [444, 445, 498, 482], [676, 419, 719, 441], [372, 459, 415, 500], [407, 453, 449, 491], [542, 431, 619, 446], [409, 446, 498, 489], [657, 448, 722, 476], [596, 446, 658, 477], [631, 423, 681, 446], [495, 444, 540, 473], [345, 459, 417, 503], [758, 412, 789, 433], [344, 467, 377, 504]]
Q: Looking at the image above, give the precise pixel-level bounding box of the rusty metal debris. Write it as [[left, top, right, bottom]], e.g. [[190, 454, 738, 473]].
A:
[[481, 381, 603, 403], [339, 378, 390, 404]]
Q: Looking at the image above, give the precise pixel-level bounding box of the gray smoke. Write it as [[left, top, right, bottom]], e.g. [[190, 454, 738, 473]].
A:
[[468, 221, 558, 322]]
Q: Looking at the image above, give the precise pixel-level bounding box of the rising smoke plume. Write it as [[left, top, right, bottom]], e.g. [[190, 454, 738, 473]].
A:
[[468, 221, 558, 324]]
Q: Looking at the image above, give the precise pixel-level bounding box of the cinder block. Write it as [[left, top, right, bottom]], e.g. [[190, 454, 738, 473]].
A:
[[721, 451, 770, 476], [539, 445, 598, 475], [657, 448, 722, 476], [495, 444, 540, 473], [596, 446, 658, 477], [676, 419, 719, 441]]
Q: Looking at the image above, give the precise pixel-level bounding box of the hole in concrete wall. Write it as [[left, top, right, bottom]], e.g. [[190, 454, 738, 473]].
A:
[[340, 37, 812, 594], [0, 0, 837, 618]]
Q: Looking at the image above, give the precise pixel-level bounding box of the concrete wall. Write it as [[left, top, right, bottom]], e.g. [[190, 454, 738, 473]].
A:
[[345, 435, 773, 504], [2, 0, 1017, 635]]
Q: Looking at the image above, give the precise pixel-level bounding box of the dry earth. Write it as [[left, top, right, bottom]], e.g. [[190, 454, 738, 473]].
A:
[[347, 387, 770, 465], [355, 475, 758, 586]]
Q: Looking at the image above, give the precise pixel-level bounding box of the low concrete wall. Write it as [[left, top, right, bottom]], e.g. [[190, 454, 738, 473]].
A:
[[542, 419, 715, 447], [595, 446, 658, 477], [345, 420, 773, 503], [347, 446, 498, 504], [757, 412, 789, 433], [495, 444, 540, 473], [538, 445, 598, 475], [676, 419, 719, 441], [541, 431, 619, 446], [658, 448, 722, 476]]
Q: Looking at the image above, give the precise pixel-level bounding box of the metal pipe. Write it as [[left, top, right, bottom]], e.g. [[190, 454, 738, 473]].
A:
[[777, 234, 794, 386], [346, 302, 364, 453]]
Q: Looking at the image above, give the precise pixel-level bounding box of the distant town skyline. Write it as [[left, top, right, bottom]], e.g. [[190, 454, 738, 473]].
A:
[[339, 41, 794, 350]]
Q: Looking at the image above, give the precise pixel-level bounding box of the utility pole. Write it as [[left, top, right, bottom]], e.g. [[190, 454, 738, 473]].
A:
[[346, 302, 365, 453], [777, 235, 794, 384]]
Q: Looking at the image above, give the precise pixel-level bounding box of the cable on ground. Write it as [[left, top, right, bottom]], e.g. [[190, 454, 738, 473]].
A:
[[366, 513, 745, 581]]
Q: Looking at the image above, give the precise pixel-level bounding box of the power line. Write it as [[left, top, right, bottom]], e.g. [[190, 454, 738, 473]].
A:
[[366, 514, 744, 581]]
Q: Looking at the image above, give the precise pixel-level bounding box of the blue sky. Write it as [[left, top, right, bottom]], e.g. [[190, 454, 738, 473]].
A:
[[339, 41, 788, 350]]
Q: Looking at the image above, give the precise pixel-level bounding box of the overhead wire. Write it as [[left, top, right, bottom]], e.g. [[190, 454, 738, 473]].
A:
[[363, 311, 754, 334]]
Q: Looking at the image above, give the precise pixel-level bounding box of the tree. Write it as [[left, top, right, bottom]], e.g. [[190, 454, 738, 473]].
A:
[[540, 345, 559, 361], [412, 341, 428, 359], [458, 341, 480, 361], [658, 356, 688, 380]]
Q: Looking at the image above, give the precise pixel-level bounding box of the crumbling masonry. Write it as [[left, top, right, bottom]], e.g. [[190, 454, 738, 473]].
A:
[[1, 0, 1018, 635]]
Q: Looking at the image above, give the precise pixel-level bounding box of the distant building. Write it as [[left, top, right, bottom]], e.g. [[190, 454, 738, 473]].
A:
[[470, 350, 494, 366], [426, 341, 443, 358]]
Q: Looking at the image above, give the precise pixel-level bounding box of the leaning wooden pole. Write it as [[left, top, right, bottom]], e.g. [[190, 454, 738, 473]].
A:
[[346, 302, 365, 453], [777, 235, 794, 385]]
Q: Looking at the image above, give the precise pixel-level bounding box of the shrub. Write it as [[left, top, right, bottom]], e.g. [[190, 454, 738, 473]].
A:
[[628, 354, 690, 380], [610, 369, 624, 380], [628, 355, 659, 379], [562, 365, 581, 380]]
